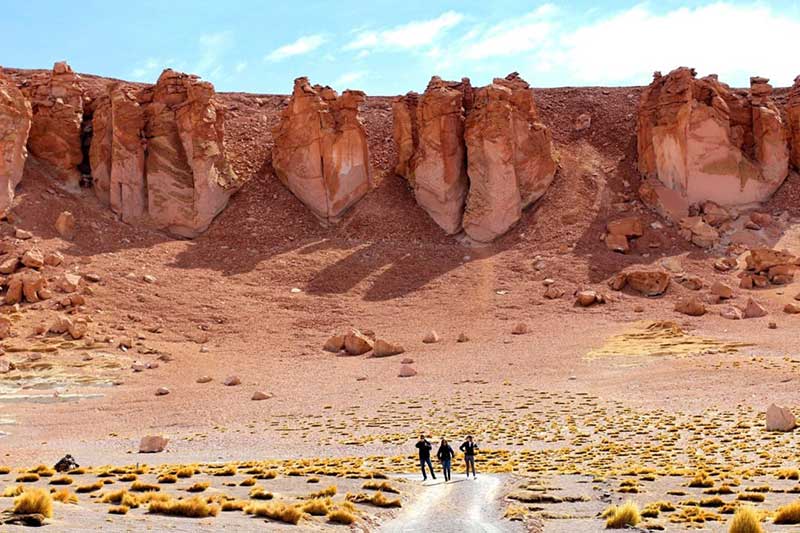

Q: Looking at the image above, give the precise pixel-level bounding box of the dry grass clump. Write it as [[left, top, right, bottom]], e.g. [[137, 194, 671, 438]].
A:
[[157, 473, 178, 484], [504, 504, 528, 521], [362, 480, 399, 494], [604, 500, 641, 529], [76, 481, 104, 493], [2, 485, 25, 497], [67, 467, 87, 475], [15, 473, 40, 483], [176, 467, 196, 478], [28, 465, 55, 477], [130, 480, 160, 492], [249, 486, 274, 500], [108, 505, 129, 515], [221, 499, 248, 512], [307, 485, 337, 499], [213, 465, 237, 476], [239, 477, 256, 486], [48, 476, 73, 485], [737, 493, 765, 503], [689, 472, 715, 488], [346, 491, 401, 508], [148, 496, 219, 518], [700, 496, 726, 507], [642, 501, 674, 518], [119, 473, 137, 482], [301, 497, 332, 516], [245, 501, 304, 524], [729, 505, 764, 533], [777, 469, 800, 480], [255, 470, 278, 480], [773, 500, 800, 524], [101, 489, 139, 508], [0, 466, 10, 474], [307, 477, 320, 484], [328, 508, 356, 524], [187, 482, 210, 493], [13, 488, 53, 518], [51, 488, 78, 504]]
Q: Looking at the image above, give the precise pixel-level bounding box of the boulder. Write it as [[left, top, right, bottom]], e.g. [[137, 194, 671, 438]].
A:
[[709, 281, 733, 299], [422, 330, 441, 344], [462, 73, 556, 242], [398, 364, 417, 378], [788, 76, 800, 170], [44, 252, 64, 267], [746, 248, 797, 273], [24, 62, 84, 186], [575, 290, 598, 307], [607, 216, 644, 237], [54, 211, 76, 240], [0, 256, 18, 274], [251, 391, 272, 401], [343, 329, 374, 355], [720, 305, 744, 320], [139, 435, 169, 453], [784, 302, 800, 314], [196, 376, 213, 384], [625, 270, 670, 296], [543, 285, 564, 299], [223, 375, 241, 386], [742, 297, 768, 318], [714, 257, 738, 272], [0, 72, 32, 214], [53, 454, 79, 473], [605, 233, 630, 253], [766, 404, 797, 432], [372, 339, 405, 357], [6, 271, 48, 304], [675, 297, 705, 316], [393, 77, 470, 234], [677, 275, 704, 291], [21, 249, 44, 269], [273, 77, 369, 224], [322, 334, 345, 353], [638, 69, 789, 216], [155, 387, 170, 396], [144, 70, 240, 237], [701, 201, 731, 227]]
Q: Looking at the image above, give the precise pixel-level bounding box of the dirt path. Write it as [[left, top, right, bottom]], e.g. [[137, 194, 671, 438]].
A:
[[382, 474, 522, 533]]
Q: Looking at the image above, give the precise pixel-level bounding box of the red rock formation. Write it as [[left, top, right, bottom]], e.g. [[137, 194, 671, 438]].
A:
[[23, 62, 84, 187], [637, 68, 789, 219], [90, 70, 239, 237], [393, 77, 472, 234], [0, 71, 32, 214], [272, 77, 370, 224], [463, 73, 556, 242], [787, 76, 800, 170]]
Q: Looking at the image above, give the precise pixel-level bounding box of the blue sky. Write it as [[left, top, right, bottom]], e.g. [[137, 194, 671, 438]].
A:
[[5, 1, 800, 94]]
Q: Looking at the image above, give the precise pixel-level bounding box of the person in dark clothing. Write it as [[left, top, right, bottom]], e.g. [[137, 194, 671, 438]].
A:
[[416, 434, 436, 481], [436, 438, 455, 481], [459, 435, 479, 478]]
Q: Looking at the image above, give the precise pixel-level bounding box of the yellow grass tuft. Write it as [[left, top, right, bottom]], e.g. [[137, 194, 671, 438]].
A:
[[176, 467, 196, 478], [13, 488, 53, 518], [48, 476, 73, 485], [15, 473, 40, 483], [213, 465, 237, 476], [249, 486, 274, 500], [245, 501, 304, 524], [362, 480, 399, 494], [729, 505, 764, 533], [108, 505, 129, 515], [737, 493, 765, 503], [76, 481, 104, 493], [221, 499, 248, 512], [307, 485, 337, 499], [605, 500, 641, 529], [239, 477, 256, 486], [148, 496, 219, 518], [301, 497, 332, 516], [51, 488, 78, 504], [130, 481, 160, 492], [157, 474, 178, 484], [0, 466, 10, 475], [187, 482, 210, 493], [119, 474, 137, 482], [2, 485, 25, 497], [774, 500, 800, 524], [346, 491, 401, 508], [328, 508, 357, 524]]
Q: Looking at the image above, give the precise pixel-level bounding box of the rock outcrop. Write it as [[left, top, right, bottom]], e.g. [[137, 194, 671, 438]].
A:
[[788, 76, 800, 170], [0, 71, 32, 214], [463, 73, 557, 242], [393, 77, 471, 234], [638, 68, 789, 219], [393, 73, 556, 242], [272, 77, 370, 224], [90, 70, 239, 237], [23, 62, 85, 187]]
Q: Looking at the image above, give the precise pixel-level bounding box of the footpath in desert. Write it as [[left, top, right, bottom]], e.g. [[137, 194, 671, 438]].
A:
[[0, 59, 800, 533]]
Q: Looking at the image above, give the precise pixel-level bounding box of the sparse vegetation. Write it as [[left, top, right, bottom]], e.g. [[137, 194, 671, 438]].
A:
[[49, 475, 73, 485], [108, 505, 129, 514], [302, 497, 332, 515], [51, 488, 78, 504], [148, 496, 220, 518], [307, 485, 337, 498], [328, 508, 356, 524], [249, 486, 274, 500], [604, 500, 641, 529], [13, 488, 53, 518], [729, 505, 763, 533], [346, 491, 401, 508], [157, 473, 178, 484], [187, 482, 210, 493], [130, 481, 160, 492], [362, 480, 399, 494], [76, 481, 104, 493], [245, 501, 304, 524], [221, 499, 248, 511], [774, 500, 800, 524]]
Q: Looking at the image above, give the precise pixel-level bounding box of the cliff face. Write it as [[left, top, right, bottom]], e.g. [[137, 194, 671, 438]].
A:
[[0, 71, 31, 214]]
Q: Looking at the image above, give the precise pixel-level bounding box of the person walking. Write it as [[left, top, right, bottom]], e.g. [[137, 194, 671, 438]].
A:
[[459, 435, 479, 478], [416, 434, 436, 481], [436, 438, 455, 481]]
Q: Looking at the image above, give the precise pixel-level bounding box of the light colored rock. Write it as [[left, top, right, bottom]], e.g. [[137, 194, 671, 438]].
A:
[[422, 330, 441, 344], [55, 211, 75, 240], [742, 297, 768, 318], [393, 77, 470, 234], [675, 297, 705, 316], [0, 72, 32, 214], [143, 274, 157, 284], [139, 435, 169, 453], [574, 113, 591, 131], [0, 256, 18, 274], [272, 77, 369, 224], [323, 334, 345, 353], [155, 387, 170, 396], [44, 252, 63, 267], [575, 290, 598, 307], [638, 68, 789, 216], [373, 339, 405, 357], [398, 364, 417, 378], [605, 233, 629, 253], [720, 305, 744, 320], [544, 285, 564, 299], [223, 375, 241, 386], [196, 376, 212, 383], [607, 216, 644, 237], [21, 249, 44, 269], [710, 281, 733, 299], [746, 248, 796, 273], [766, 403, 797, 432], [343, 329, 374, 355], [784, 302, 800, 314], [14, 229, 32, 240], [463, 73, 556, 242], [251, 391, 272, 401], [625, 270, 670, 296], [60, 273, 81, 293]]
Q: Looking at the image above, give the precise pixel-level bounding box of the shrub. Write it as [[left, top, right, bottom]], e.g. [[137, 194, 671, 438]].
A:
[[774, 500, 800, 524], [737, 493, 765, 503], [605, 500, 641, 529], [101, 489, 139, 508], [187, 482, 210, 493], [108, 505, 129, 514], [176, 467, 195, 478], [51, 488, 78, 504], [213, 465, 237, 476], [0, 466, 10, 475], [307, 485, 337, 499], [245, 501, 303, 524], [130, 481, 160, 492], [346, 491, 401, 508], [76, 481, 104, 493], [148, 496, 219, 518], [239, 477, 256, 487], [15, 473, 40, 483], [729, 506, 763, 533], [68, 467, 87, 475], [221, 499, 248, 512], [328, 508, 356, 524], [249, 486, 274, 500], [13, 488, 53, 518], [255, 470, 278, 480], [301, 497, 332, 516], [49, 476, 73, 486], [2, 485, 25, 497], [362, 480, 399, 494], [158, 474, 178, 484]]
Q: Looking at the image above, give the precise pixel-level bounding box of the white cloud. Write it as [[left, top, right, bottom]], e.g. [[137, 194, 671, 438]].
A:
[[549, 3, 800, 86], [266, 34, 327, 62], [234, 61, 248, 73], [345, 11, 463, 51], [195, 31, 233, 76], [130, 57, 167, 81], [459, 4, 557, 60], [333, 70, 367, 88]]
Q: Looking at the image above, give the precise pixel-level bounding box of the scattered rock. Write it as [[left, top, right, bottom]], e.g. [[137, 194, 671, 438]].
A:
[[742, 298, 768, 318], [675, 297, 706, 316], [155, 387, 170, 396], [0, 317, 11, 340], [625, 270, 670, 296], [139, 435, 169, 453], [14, 229, 32, 240], [398, 365, 417, 378], [766, 404, 797, 432], [343, 329, 374, 355], [223, 376, 241, 386], [720, 306, 744, 320], [44, 252, 64, 266], [783, 302, 800, 314], [709, 281, 733, 299], [251, 391, 273, 401], [323, 334, 345, 353], [0, 359, 15, 374], [574, 113, 592, 131], [511, 322, 529, 335], [575, 290, 599, 307], [53, 454, 79, 473], [456, 332, 469, 343], [422, 330, 441, 344], [607, 216, 643, 238], [21, 249, 44, 269], [372, 339, 405, 357], [196, 376, 213, 384], [143, 274, 157, 284], [55, 211, 76, 240], [543, 285, 565, 299]]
